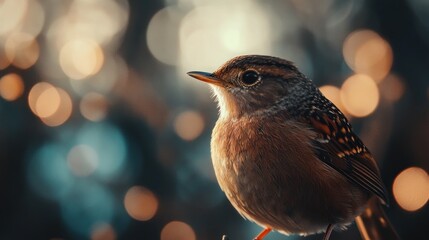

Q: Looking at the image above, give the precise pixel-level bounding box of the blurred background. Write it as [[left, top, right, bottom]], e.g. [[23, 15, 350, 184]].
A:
[[0, 0, 428, 239]]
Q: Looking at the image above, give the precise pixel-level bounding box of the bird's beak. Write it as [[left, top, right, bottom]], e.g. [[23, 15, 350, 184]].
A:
[[187, 71, 222, 87]]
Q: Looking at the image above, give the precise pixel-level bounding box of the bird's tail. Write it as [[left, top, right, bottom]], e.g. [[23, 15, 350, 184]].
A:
[[355, 197, 400, 240]]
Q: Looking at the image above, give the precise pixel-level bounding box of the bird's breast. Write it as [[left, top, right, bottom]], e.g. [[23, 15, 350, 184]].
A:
[[211, 114, 318, 192], [211, 115, 317, 225], [210, 114, 366, 234]]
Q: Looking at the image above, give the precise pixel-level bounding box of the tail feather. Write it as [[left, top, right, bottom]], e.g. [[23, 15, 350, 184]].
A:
[[355, 197, 400, 240]]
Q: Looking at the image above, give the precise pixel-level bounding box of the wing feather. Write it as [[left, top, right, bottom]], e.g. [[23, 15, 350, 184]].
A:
[[304, 99, 389, 205]]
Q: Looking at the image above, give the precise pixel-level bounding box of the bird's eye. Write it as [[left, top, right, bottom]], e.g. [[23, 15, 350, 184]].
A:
[[241, 70, 261, 86]]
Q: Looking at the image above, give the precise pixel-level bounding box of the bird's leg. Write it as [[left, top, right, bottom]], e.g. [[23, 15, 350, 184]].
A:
[[322, 224, 334, 240], [253, 228, 272, 240]]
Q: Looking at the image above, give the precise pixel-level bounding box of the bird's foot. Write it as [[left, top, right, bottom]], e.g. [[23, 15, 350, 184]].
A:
[[253, 228, 272, 240]]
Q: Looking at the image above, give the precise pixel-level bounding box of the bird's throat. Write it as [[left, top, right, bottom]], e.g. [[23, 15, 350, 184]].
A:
[[212, 86, 235, 119]]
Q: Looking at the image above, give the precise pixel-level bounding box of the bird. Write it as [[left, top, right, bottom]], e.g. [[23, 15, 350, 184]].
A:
[[187, 55, 400, 240]]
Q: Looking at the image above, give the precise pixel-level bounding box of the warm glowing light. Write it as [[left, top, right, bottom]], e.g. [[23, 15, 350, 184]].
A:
[[319, 85, 349, 117], [5, 32, 40, 69], [59, 39, 104, 80], [69, 56, 127, 96], [0, 46, 11, 70], [340, 74, 379, 117], [124, 186, 159, 221], [174, 111, 205, 141], [393, 167, 429, 212], [19, 0, 45, 37], [380, 74, 405, 103], [147, 6, 184, 65], [0, 0, 28, 35], [91, 223, 116, 240], [40, 88, 73, 127], [80, 92, 108, 122], [29, 83, 73, 126], [161, 221, 196, 240], [35, 86, 61, 118], [179, 3, 271, 73], [29, 82, 52, 114], [0, 73, 24, 101], [67, 145, 99, 177], [50, 0, 129, 46], [343, 29, 393, 82]]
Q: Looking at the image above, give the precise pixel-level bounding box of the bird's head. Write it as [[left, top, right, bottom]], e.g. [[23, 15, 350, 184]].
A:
[[188, 55, 315, 118]]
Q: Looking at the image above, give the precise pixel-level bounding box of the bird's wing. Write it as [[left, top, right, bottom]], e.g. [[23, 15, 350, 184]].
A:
[[304, 100, 389, 205]]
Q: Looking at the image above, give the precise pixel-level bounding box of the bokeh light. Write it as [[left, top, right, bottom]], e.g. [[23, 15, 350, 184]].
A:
[[5, 32, 40, 69], [340, 74, 379, 117], [0, 0, 29, 36], [60, 181, 115, 236], [28, 82, 57, 117], [17, 0, 45, 37], [0, 73, 24, 101], [393, 167, 429, 212], [319, 85, 349, 117], [39, 87, 73, 127], [379, 74, 405, 103], [178, 1, 271, 73], [62, 0, 129, 45], [27, 143, 74, 200], [67, 145, 99, 177], [35, 85, 61, 118], [174, 110, 205, 141], [91, 223, 117, 240], [0, 0, 44, 37], [76, 123, 127, 179], [70, 56, 127, 95], [147, 6, 184, 65], [343, 29, 393, 82], [160, 221, 196, 240], [80, 92, 108, 122], [124, 186, 159, 221], [27, 82, 71, 125], [0, 46, 11, 70], [59, 39, 104, 80], [44, 0, 129, 57]]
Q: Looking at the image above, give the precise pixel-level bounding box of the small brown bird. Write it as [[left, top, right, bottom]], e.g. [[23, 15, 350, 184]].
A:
[[188, 55, 399, 240]]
